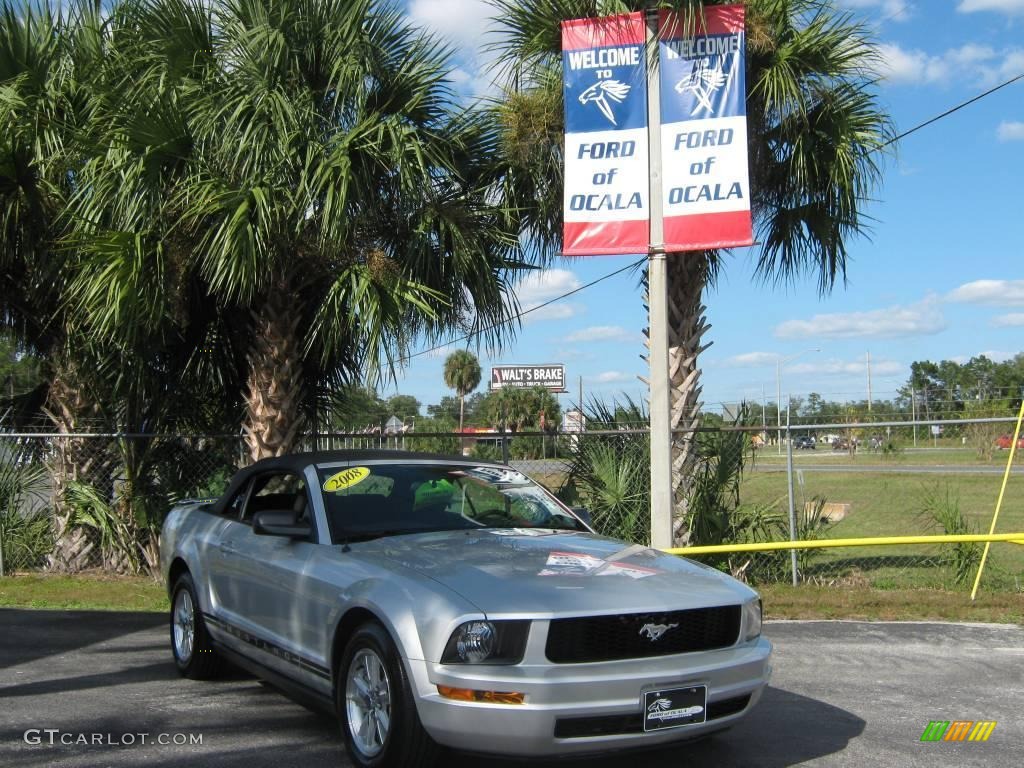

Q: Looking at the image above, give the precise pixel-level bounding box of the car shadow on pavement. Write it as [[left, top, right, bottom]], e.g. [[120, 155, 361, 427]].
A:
[[448, 686, 865, 768], [0, 609, 165, 670]]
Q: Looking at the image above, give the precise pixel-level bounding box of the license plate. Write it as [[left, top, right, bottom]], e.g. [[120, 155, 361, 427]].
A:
[[643, 685, 707, 731]]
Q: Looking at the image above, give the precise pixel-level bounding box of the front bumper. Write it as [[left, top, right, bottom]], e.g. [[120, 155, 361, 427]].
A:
[[408, 630, 772, 757]]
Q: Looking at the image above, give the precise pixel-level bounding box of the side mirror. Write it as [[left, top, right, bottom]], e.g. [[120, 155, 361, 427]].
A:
[[252, 510, 311, 539], [571, 506, 593, 527]]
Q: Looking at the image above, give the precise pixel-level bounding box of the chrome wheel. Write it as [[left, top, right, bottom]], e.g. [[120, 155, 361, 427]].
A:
[[345, 648, 392, 757], [173, 588, 195, 663]]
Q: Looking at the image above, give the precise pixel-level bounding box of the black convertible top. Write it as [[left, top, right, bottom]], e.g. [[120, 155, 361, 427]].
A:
[[210, 449, 499, 515]]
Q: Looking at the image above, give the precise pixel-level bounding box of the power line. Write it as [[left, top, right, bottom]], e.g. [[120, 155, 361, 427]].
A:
[[400, 256, 646, 363], [400, 69, 1024, 365], [880, 70, 1024, 149]]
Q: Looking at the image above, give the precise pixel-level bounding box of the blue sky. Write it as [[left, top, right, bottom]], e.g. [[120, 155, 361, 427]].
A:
[[387, 0, 1024, 416]]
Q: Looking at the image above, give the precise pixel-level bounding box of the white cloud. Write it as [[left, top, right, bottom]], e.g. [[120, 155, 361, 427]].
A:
[[873, 41, 1024, 86], [774, 299, 946, 339], [515, 268, 580, 304], [839, 0, 913, 21], [979, 350, 1016, 362], [407, 0, 493, 50], [958, 0, 1024, 15], [592, 371, 633, 383], [513, 269, 584, 323], [523, 303, 582, 324], [947, 279, 1024, 307], [992, 313, 1024, 327], [788, 358, 904, 377], [564, 325, 635, 343], [718, 352, 780, 368], [407, 0, 501, 96], [420, 343, 458, 359], [997, 121, 1024, 141]]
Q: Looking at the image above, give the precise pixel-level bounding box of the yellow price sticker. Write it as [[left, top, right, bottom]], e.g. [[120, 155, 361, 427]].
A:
[[322, 467, 371, 492]]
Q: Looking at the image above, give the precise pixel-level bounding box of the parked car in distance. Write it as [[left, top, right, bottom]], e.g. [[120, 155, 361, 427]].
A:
[[995, 434, 1024, 450], [793, 435, 815, 450], [832, 437, 858, 451], [161, 451, 771, 767]]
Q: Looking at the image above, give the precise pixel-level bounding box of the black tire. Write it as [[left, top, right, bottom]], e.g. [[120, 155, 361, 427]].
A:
[[337, 622, 438, 768], [170, 572, 223, 680]]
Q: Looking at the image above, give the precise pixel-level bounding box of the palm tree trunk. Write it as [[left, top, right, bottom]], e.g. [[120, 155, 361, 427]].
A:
[[459, 393, 465, 432], [665, 255, 712, 546], [43, 358, 99, 572], [243, 292, 305, 463]]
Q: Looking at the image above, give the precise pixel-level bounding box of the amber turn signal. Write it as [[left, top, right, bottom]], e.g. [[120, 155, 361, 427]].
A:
[[436, 685, 525, 704]]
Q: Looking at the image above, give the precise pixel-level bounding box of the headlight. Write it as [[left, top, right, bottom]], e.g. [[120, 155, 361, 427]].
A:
[[441, 620, 530, 664], [742, 598, 762, 642]]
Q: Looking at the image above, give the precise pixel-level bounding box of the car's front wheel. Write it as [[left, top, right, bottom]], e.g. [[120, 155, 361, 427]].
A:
[[338, 621, 437, 768], [170, 572, 223, 679]]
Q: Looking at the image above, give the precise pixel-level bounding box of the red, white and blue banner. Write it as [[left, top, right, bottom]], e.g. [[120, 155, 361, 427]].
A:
[[561, 12, 649, 255], [657, 5, 753, 250]]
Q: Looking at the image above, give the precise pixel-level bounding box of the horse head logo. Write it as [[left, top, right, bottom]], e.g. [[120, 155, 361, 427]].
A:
[[578, 79, 632, 125], [675, 59, 729, 116]]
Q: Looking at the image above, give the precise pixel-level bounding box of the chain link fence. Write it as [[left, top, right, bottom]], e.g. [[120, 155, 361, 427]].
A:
[[2, 418, 1021, 591], [735, 418, 1024, 592], [0, 433, 243, 575]]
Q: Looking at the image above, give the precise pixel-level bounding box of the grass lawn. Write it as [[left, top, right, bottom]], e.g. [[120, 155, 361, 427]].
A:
[[0, 573, 1019, 624], [736, 469, 1024, 590], [760, 584, 1024, 624], [0, 573, 168, 612], [753, 445, 1024, 467]]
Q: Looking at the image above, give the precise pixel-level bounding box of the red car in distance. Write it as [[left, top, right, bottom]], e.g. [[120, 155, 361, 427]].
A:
[[995, 434, 1024, 450]]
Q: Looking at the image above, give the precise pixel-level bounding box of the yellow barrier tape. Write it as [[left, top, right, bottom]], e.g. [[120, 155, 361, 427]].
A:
[[971, 397, 1024, 600], [666, 532, 1024, 556]]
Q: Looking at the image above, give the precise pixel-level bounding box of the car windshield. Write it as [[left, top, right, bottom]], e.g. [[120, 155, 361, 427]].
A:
[[317, 463, 586, 543]]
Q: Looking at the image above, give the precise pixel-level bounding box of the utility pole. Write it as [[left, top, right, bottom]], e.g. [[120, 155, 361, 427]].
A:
[[866, 351, 872, 413], [761, 384, 766, 438], [776, 359, 782, 456], [646, 9, 673, 551], [911, 387, 918, 447]]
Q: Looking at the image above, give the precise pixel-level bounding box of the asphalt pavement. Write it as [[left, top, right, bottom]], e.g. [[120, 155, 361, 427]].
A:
[[1, 609, 1021, 767]]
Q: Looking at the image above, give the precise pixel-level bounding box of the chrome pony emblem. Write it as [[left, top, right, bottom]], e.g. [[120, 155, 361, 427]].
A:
[[639, 622, 679, 641]]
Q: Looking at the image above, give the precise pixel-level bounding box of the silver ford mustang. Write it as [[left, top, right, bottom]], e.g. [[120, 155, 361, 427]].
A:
[[160, 451, 771, 767]]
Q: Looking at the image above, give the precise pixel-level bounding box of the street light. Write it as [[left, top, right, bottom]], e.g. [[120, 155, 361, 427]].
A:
[[776, 348, 821, 454]]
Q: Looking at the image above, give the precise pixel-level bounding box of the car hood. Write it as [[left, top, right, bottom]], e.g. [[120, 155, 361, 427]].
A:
[[350, 529, 753, 616]]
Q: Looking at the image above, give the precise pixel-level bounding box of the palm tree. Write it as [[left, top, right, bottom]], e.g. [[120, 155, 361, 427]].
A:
[[491, 0, 893, 543], [0, 1, 118, 570], [443, 350, 482, 431], [64, 0, 525, 462]]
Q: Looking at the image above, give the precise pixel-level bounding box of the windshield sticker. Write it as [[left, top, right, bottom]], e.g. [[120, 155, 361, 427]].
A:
[[452, 466, 529, 486], [595, 561, 660, 579], [322, 467, 371, 492], [538, 550, 661, 578], [488, 528, 557, 537]]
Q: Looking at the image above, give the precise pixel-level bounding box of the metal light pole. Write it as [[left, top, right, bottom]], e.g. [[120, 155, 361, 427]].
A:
[[646, 9, 673, 550], [776, 349, 820, 455], [777, 348, 819, 585]]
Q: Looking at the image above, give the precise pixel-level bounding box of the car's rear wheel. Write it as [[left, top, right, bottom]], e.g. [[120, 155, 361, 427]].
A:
[[170, 572, 223, 679], [338, 622, 437, 768]]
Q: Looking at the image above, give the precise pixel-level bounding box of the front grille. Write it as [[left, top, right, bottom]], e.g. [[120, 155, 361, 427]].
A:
[[545, 606, 741, 663], [554, 694, 752, 739]]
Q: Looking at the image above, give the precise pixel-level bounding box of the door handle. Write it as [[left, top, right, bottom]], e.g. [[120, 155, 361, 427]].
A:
[[219, 541, 237, 555]]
